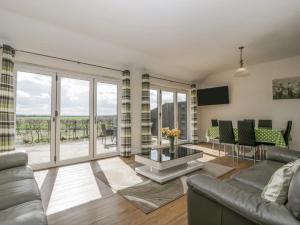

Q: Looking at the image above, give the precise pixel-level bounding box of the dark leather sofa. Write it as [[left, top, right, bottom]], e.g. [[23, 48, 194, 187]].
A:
[[0, 151, 48, 225], [187, 147, 300, 225]]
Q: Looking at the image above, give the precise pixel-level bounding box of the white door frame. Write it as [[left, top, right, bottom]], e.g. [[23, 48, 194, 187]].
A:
[[93, 77, 121, 160], [14, 65, 57, 170], [14, 63, 122, 169], [150, 85, 190, 147], [55, 72, 94, 166]]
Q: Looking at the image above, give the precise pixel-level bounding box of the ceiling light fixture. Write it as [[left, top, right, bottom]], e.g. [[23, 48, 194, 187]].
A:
[[234, 46, 249, 77]]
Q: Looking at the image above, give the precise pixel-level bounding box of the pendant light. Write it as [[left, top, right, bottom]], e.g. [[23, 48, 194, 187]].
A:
[[234, 46, 249, 77]]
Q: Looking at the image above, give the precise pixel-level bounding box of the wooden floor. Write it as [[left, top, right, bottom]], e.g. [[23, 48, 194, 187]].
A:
[[36, 143, 253, 225]]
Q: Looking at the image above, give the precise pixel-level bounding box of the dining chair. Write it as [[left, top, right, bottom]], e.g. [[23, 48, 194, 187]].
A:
[[283, 121, 293, 148], [211, 119, 219, 149], [244, 119, 255, 128], [218, 120, 236, 162], [257, 120, 274, 157], [237, 120, 261, 163], [258, 120, 272, 129], [211, 119, 218, 127]]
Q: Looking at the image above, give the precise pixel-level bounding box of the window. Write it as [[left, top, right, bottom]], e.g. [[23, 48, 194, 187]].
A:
[[15, 66, 120, 169], [177, 93, 187, 141], [150, 87, 189, 146]]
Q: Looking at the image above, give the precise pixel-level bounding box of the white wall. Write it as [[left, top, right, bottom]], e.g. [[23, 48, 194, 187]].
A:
[[197, 55, 300, 149]]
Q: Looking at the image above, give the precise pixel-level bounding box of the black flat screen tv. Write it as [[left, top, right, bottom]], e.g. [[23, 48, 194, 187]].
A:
[[197, 86, 229, 106]]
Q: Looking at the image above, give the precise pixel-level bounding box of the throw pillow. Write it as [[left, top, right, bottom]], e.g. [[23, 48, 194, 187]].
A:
[[287, 167, 300, 219], [261, 158, 300, 204]]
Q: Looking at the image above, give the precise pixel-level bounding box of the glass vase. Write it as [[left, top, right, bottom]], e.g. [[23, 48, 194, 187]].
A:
[[169, 137, 175, 152]]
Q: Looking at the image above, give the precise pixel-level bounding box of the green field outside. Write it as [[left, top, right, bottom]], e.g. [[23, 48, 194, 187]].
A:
[[16, 115, 117, 145]]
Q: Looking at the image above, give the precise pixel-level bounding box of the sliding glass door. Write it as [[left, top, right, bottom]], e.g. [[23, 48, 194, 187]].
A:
[[15, 66, 120, 169], [16, 71, 55, 167], [161, 91, 175, 144], [57, 76, 92, 163], [150, 87, 189, 147], [177, 93, 188, 141], [95, 81, 119, 156], [150, 89, 159, 146]]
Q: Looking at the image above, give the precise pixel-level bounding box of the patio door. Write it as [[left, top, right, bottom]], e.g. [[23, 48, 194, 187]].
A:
[[94, 80, 120, 158], [150, 87, 189, 147], [56, 75, 93, 164], [15, 70, 56, 169], [16, 66, 121, 169]]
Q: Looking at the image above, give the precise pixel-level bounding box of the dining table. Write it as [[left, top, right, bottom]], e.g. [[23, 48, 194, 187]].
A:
[[207, 126, 287, 148]]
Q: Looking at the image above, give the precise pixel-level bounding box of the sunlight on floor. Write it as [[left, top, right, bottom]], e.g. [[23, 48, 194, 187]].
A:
[[43, 163, 102, 216], [96, 157, 144, 191], [34, 169, 49, 189]]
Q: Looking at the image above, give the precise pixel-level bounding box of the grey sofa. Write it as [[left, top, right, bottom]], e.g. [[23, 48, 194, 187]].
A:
[[0, 151, 48, 225], [187, 147, 300, 225]]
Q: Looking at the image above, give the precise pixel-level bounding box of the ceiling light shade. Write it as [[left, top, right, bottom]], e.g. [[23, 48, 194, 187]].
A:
[[234, 67, 250, 77], [234, 46, 249, 77]]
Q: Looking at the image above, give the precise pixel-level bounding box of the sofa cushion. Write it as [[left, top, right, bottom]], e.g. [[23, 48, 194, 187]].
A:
[[0, 166, 34, 185], [0, 200, 47, 225], [0, 179, 41, 210], [226, 180, 261, 195], [261, 159, 300, 204], [232, 160, 283, 190], [287, 167, 300, 219]]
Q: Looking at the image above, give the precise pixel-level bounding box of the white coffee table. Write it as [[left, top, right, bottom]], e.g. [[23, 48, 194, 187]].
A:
[[135, 145, 203, 183]]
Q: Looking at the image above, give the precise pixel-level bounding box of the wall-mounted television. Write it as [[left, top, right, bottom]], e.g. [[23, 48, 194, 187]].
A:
[[197, 86, 229, 106]]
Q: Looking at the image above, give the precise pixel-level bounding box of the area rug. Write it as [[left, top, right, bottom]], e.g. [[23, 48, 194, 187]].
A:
[[117, 162, 234, 213], [92, 145, 234, 214]]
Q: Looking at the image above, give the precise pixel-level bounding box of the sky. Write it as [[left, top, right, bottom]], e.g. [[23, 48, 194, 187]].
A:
[[16, 71, 186, 116], [150, 90, 186, 110], [16, 71, 117, 116]]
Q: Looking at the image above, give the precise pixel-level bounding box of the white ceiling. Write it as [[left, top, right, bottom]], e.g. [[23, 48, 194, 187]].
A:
[[0, 0, 300, 82]]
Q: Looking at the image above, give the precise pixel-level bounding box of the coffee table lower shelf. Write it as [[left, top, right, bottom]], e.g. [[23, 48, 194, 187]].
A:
[[135, 161, 204, 184]]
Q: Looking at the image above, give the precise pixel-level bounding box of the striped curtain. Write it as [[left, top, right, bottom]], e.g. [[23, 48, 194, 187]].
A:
[[191, 84, 198, 144], [0, 45, 15, 152], [141, 74, 151, 153], [120, 70, 131, 157]]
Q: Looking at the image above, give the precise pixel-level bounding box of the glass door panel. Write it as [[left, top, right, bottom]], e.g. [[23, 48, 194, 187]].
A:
[[16, 71, 53, 166], [59, 77, 90, 161], [150, 89, 159, 146], [161, 91, 174, 144], [177, 93, 188, 142], [96, 82, 118, 155]]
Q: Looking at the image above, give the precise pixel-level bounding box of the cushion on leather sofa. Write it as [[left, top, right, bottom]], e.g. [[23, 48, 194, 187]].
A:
[[0, 200, 47, 225], [0, 179, 41, 210], [232, 160, 283, 190], [0, 166, 34, 185], [287, 167, 300, 219], [261, 159, 300, 204], [0, 151, 28, 171]]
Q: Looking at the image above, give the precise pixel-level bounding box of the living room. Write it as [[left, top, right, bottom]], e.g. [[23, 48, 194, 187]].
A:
[[0, 1, 300, 225]]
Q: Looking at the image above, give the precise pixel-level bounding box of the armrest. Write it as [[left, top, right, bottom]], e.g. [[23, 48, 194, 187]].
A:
[[187, 174, 299, 225], [266, 147, 300, 164], [0, 151, 28, 170]]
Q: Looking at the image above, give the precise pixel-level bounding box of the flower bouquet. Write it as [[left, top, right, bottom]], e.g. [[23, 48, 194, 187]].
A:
[[161, 128, 180, 152]]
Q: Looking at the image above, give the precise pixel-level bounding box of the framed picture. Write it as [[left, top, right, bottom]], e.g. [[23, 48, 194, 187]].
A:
[[273, 76, 300, 100]]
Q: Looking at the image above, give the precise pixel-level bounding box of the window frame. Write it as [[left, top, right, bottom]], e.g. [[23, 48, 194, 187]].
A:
[[150, 84, 191, 147]]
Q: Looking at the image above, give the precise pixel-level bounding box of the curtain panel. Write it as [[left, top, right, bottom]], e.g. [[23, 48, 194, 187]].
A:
[[191, 84, 198, 144], [120, 70, 131, 157], [0, 45, 15, 152], [141, 74, 151, 153]]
